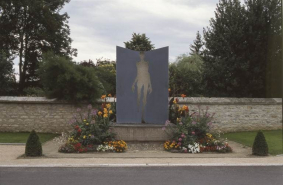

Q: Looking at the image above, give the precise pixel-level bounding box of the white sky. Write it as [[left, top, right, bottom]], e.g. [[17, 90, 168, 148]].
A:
[[13, 0, 246, 78]]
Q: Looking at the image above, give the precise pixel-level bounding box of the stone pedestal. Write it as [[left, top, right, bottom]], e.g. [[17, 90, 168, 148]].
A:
[[110, 124, 171, 142]]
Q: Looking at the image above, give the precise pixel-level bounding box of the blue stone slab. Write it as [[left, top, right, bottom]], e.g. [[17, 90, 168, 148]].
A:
[[116, 46, 169, 124]]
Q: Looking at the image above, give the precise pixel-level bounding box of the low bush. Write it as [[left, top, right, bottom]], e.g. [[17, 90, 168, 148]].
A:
[[252, 130, 269, 156], [25, 130, 42, 157]]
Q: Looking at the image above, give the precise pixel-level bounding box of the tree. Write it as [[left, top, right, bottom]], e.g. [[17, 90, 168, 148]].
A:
[[202, 0, 281, 97], [38, 52, 103, 103], [0, 51, 16, 95], [169, 54, 204, 96], [0, 0, 77, 93], [189, 31, 204, 56], [124, 33, 155, 51], [79, 58, 116, 96], [202, 0, 247, 97]]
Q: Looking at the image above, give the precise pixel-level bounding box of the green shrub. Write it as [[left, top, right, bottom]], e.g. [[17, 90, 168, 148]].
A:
[[25, 130, 42, 157], [38, 52, 104, 103], [252, 130, 269, 156], [23, 87, 45, 97]]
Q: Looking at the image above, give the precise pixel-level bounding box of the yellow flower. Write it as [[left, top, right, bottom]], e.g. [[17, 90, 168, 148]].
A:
[[106, 104, 111, 109], [177, 117, 181, 122], [83, 119, 86, 122], [103, 108, 108, 114], [109, 110, 113, 114], [103, 114, 108, 118], [83, 135, 86, 139], [101, 95, 106, 99], [89, 134, 91, 136], [86, 122, 89, 125], [98, 111, 102, 116], [173, 100, 177, 104]]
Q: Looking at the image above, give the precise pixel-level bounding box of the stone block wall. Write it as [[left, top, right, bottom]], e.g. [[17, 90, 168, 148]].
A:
[[0, 97, 281, 135], [177, 97, 282, 132]]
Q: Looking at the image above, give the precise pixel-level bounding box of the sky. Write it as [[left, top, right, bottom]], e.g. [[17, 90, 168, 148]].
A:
[[61, 0, 221, 63], [13, 0, 246, 77]]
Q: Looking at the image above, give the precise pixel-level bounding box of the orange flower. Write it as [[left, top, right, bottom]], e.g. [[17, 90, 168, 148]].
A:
[[108, 94, 112, 97], [101, 95, 106, 99], [182, 105, 189, 112], [181, 94, 186, 98], [168, 88, 171, 92]]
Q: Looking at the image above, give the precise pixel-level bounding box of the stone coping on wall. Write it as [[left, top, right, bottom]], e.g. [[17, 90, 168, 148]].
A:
[[0, 96, 281, 105]]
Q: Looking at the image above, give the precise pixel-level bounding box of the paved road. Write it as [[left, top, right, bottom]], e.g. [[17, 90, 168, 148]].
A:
[[1, 166, 282, 185]]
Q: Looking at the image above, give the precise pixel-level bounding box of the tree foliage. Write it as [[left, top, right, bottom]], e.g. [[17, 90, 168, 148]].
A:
[[190, 31, 204, 56], [79, 58, 116, 96], [169, 54, 204, 96], [0, 0, 77, 93], [38, 52, 103, 103], [0, 51, 16, 95], [124, 33, 155, 51], [202, 0, 281, 98]]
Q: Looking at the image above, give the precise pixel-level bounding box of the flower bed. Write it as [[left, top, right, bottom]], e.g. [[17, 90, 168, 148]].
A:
[[163, 97, 232, 153], [58, 94, 127, 153]]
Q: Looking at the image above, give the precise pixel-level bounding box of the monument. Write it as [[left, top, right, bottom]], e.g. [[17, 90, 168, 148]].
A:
[[116, 46, 169, 124]]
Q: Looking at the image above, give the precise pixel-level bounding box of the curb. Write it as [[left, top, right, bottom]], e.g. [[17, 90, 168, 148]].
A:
[[1, 163, 283, 168], [0, 143, 25, 145]]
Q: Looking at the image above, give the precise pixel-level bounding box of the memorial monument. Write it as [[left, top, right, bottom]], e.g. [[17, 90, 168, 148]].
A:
[[116, 46, 169, 124]]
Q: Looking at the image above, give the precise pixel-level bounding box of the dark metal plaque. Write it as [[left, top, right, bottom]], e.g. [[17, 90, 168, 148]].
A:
[[116, 46, 168, 124]]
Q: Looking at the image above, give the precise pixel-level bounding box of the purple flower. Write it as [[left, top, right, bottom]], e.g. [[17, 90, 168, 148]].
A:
[[90, 135, 94, 139], [162, 127, 166, 131], [192, 121, 196, 125], [77, 108, 81, 112], [191, 131, 195, 135], [179, 122, 183, 125], [92, 109, 98, 115], [207, 122, 212, 126], [178, 142, 182, 146], [87, 104, 92, 109], [178, 138, 182, 141], [181, 133, 185, 138], [165, 120, 170, 126]]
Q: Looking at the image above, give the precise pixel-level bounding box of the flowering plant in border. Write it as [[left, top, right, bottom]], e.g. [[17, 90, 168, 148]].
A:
[[96, 144, 115, 152], [58, 138, 88, 153], [164, 102, 232, 153], [106, 140, 127, 153]]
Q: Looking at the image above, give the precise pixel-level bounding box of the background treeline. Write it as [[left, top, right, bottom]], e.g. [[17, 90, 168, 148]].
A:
[[0, 0, 281, 100]]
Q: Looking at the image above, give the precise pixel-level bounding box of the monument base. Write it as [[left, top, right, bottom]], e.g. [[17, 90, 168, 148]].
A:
[[110, 124, 170, 142]]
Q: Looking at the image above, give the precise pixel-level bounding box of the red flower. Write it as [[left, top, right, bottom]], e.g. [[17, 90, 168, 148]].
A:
[[77, 129, 82, 133], [75, 125, 79, 130], [175, 98, 179, 103], [181, 94, 186, 98]]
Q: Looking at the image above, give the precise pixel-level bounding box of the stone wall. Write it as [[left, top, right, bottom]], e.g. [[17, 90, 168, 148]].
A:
[[177, 97, 282, 133], [0, 97, 281, 135]]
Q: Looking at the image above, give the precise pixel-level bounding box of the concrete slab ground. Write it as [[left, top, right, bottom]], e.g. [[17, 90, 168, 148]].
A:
[[0, 140, 282, 167]]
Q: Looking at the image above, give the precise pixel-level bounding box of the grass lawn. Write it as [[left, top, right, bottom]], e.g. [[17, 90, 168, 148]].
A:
[[222, 130, 282, 155], [0, 132, 60, 143]]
